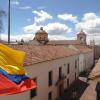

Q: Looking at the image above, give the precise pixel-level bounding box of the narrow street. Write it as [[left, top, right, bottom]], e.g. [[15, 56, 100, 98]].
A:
[[59, 77, 89, 100]]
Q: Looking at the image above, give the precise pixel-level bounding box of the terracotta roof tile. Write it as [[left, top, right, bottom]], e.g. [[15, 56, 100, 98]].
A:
[[8, 44, 79, 66], [75, 45, 93, 53], [48, 40, 82, 45]]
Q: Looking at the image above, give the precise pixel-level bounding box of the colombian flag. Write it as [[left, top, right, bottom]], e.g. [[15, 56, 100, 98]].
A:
[[0, 43, 36, 96]]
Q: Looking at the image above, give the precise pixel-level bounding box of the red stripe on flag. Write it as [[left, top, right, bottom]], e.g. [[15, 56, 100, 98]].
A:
[[0, 74, 36, 96]]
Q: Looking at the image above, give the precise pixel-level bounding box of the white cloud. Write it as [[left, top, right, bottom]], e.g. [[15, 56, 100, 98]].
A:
[[23, 22, 72, 35], [76, 12, 100, 44], [76, 13, 100, 34], [0, 33, 34, 42], [82, 13, 97, 21], [49, 35, 75, 40], [45, 22, 72, 35], [48, 35, 67, 40], [86, 35, 100, 45], [11, 0, 19, 5], [2, 33, 99, 44], [23, 23, 40, 33], [58, 13, 78, 23], [19, 6, 31, 10], [32, 10, 53, 23], [0, 33, 75, 42]]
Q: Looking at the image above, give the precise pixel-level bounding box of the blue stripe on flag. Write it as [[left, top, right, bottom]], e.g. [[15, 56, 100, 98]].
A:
[[0, 68, 29, 84]]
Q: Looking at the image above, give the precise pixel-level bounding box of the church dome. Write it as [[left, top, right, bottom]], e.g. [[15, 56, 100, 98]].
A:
[[34, 27, 48, 44], [36, 27, 48, 35]]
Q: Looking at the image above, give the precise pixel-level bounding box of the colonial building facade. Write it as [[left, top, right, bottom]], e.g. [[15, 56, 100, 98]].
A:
[[68, 45, 94, 73], [80, 58, 100, 100], [0, 44, 79, 100], [0, 28, 94, 100], [26, 53, 79, 100]]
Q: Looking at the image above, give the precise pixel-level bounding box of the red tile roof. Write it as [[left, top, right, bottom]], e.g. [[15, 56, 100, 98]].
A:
[[8, 45, 79, 66], [75, 45, 93, 53], [48, 40, 82, 45]]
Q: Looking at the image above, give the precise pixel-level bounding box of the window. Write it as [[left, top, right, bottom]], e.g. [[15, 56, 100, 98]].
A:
[[48, 92, 52, 100], [80, 37, 82, 40], [75, 60, 77, 68], [30, 78, 37, 99], [67, 78, 69, 88], [67, 63, 70, 74], [48, 71, 53, 86], [40, 36, 42, 40], [59, 67, 62, 79], [64, 64, 66, 67]]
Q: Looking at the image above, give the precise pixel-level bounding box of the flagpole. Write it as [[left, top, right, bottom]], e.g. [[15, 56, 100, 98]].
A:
[[8, 0, 10, 44]]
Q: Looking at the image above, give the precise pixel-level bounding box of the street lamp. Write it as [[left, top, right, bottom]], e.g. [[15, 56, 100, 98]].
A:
[[8, 0, 10, 44]]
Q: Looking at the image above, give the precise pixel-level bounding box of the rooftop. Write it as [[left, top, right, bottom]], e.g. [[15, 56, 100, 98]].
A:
[[89, 58, 100, 80], [80, 58, 100, 100], [48, 40, 82, 45], [9, 44, 79, 66], [80, 82, 96, 100], [75, 45, 93, 53]]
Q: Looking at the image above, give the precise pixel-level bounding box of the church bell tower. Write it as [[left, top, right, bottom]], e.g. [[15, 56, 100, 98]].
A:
[[77, 29, 86, 44]]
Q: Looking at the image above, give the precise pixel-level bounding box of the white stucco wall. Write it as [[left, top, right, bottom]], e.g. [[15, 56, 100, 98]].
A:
[[79, 54, 85, 72], [85, 51, 94, 70], [25, 55, 79, 100], [0, 55, 79, 100], [0, 91, 30, 100], [78, 51, 94, 73], [68, 45, 94, 73]]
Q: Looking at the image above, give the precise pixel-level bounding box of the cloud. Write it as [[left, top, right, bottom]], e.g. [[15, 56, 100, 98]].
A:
[[0, 33, 75, 42], [11, 0, 19, 5], [76, 13, 100, 34], [82, 13, 97, 21], [19, 6, 32, 10], [49, 35, 75, 40], [23, 22, 72, 35], [0, 33, 34, 42], [45, 22, 72, 35], [32, 10, 53, 23], [75, 12, 100, 44], [86, 35, 100, 45], [58, 13, 78, 23], [1, 33, 99, 44]]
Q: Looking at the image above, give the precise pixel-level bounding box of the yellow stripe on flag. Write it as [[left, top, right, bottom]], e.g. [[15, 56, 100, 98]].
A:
[[0, 43, 26, 75]]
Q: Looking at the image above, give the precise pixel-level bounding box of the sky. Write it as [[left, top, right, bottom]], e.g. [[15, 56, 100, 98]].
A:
[[0, 0, 100, 44]]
